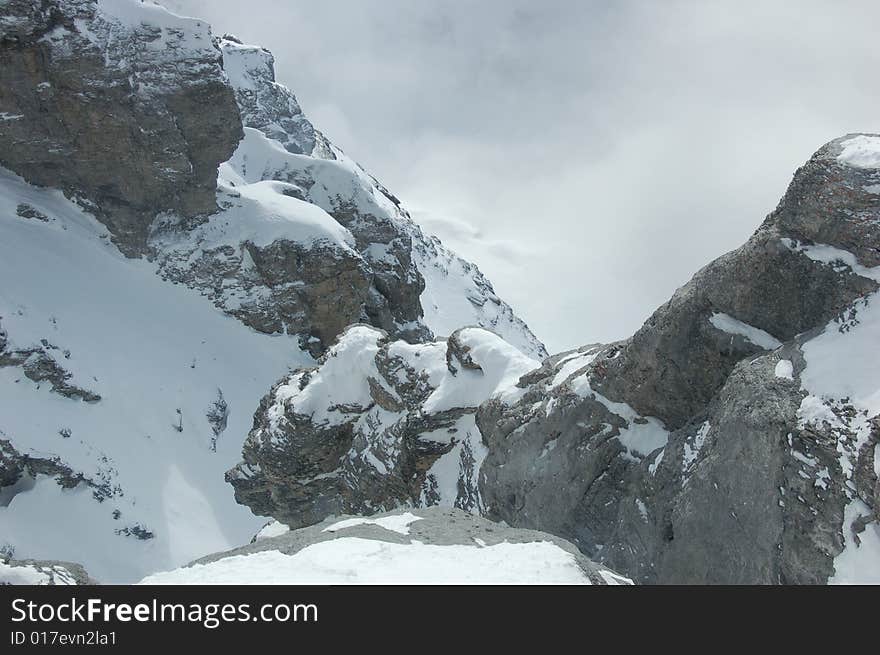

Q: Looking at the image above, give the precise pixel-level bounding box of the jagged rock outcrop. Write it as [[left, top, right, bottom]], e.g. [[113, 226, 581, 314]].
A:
[[147, 35, 430, 352], [0, 0, 242, 255], [227, 324, 538, 528], [0, 437, 122, 505], [0, 322, 101, 402], [140, 507, 632, 585], [478, 133, 880, 583], [0, 556, 94, 585], [218, 35, 333, 159]]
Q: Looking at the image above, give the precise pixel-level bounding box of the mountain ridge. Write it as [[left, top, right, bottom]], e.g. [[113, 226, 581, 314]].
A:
[[0, 0, 876, 585]]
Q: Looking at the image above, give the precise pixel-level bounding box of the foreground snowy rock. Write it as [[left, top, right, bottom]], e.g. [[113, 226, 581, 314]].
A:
[[140, 508, 631, 585]]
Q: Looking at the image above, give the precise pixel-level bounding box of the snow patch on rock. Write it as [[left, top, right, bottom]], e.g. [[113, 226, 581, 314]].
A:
[[836, 135, 880, 169], [774, 359, 794, 380], [709, 312, 782, 350], [797, 292, 880, 583], [323, 512, 422, 535]]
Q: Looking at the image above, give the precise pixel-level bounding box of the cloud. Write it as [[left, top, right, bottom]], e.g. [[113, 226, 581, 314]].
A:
[[168, 0, 880, 351]]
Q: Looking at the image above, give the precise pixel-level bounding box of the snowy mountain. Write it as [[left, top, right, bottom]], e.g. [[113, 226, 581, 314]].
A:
[[1, 0, 876, 586], [0, 0, 545, 584], [231, 134, 880, 584]]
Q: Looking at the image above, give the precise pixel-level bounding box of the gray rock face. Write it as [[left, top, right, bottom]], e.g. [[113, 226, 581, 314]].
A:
[[651, 347, 842, 584], [594, 136, 879, 429], [0, 0, 242, 255], [478, 134, 880, 584], [152, 221, 375, 355], [148, 507, 631, 585]]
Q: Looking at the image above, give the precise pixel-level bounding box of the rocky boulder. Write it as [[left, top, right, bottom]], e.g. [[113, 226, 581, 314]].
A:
[[227, 324, 539, 528]]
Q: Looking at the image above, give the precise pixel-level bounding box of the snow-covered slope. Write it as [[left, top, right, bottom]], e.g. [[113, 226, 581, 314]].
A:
[[0, 169, 312, 582], [793, 241, 880, 583]]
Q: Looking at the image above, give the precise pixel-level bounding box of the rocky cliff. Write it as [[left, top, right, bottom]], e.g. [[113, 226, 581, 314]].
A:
[[479, 134, 880, 584], [0, 0, 242, 255]]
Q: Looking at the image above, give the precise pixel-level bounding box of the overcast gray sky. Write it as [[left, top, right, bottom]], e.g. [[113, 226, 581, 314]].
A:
[[169, 0, 880, 353]]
